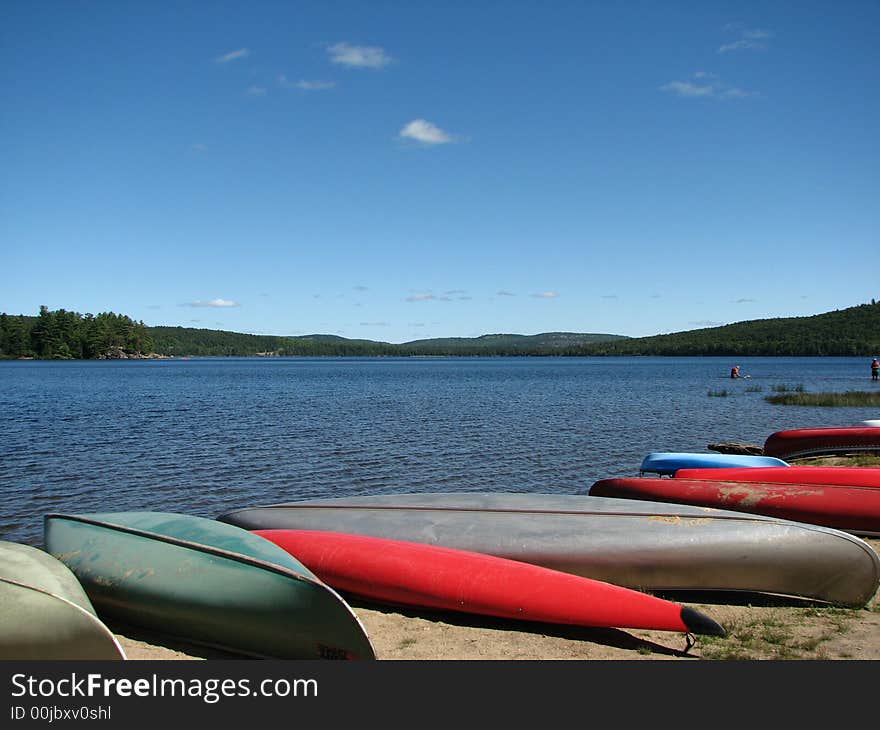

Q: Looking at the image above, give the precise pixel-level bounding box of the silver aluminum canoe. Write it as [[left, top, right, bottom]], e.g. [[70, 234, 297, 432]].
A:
[[218, 493, 880, 608]]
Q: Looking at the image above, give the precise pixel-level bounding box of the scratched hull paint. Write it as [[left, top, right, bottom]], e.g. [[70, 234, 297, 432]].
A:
[[44, 512, 375, 660], [0, 541, 126, 659], [217, 493, 880, 608], [590, 478, 880, 537]]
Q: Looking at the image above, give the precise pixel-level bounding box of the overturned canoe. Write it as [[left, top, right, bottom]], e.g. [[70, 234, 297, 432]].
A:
[[639, 452, 789, 476], [0, 541, 126, 660], [675, 466, 880, 487], [44, 512, 375, 660], [256, 528, 725, 636], [764, 426, 880, 460], [590, 477, 880, 537], [218, 493, 880, 607]]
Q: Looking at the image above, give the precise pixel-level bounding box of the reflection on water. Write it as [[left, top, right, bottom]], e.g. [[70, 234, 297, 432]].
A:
[[1, 356, 876, 545]]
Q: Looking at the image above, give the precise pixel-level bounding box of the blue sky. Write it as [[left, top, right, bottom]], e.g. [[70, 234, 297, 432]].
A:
[[2, 1, 878, 342]]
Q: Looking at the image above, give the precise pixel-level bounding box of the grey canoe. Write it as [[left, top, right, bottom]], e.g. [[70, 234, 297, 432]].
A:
[[0, 541, 126, 660], [218, 492, 880, 608], [44, 512, 376, 660]]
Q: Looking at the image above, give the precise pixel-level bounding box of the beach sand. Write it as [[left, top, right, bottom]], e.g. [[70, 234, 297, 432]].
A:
[[115, 535, 880, 662]]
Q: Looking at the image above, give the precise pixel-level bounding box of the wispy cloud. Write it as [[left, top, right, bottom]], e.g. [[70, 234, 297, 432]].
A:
[[532, 291, 558, 299], [660, 72, 753, 100], [360, 321, 389, 327], [719, 23, 772, 54], [601, 294, 619, 300], [732, 298, 756, 304], [496, 290, 516, 297], [278, 75, 336, 91], [216, 48, 250, 64], [246, 86, 267, 97], [399, 119, 456, 145], [186, 298, 240, 308], [691, 320, 724, 327], [327, 42, 393, 69], [406, 292, 452, 302]]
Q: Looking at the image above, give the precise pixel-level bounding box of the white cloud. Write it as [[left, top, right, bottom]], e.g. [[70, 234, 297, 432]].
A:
[[187, 298, 240, 308], [532, 291, 558, 299], [399, 119, 455, 145], [216, 48, 250, 64], [278, 75, 336, 91], [660, 80, 715, 98], [660, 73, 754, 100], [406, 292, 452, 302], [327, 42, 392, 69], [296, 79, 336, 91], [496, 290, 517, 297], [719, 24, 772, 54]]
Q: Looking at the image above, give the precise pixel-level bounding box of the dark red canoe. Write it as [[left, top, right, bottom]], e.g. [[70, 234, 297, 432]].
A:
[[589, 477, 880, 536], [255, 528, 725, 636], [674, 465, 880, 488], [764, 426, 880, 460]]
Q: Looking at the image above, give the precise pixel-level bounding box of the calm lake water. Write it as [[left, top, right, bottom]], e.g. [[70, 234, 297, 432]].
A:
[[1, 356, 878, 546]]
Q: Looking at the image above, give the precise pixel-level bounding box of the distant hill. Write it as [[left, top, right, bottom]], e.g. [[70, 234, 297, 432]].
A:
[[4, 301, 879, 358], [401, 332, 627, 355], [147, 326, 398, 357], [573, 302, 880, 356]]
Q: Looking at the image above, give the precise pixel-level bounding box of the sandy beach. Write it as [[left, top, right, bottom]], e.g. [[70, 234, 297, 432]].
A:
[[114, 534, 880, 662]]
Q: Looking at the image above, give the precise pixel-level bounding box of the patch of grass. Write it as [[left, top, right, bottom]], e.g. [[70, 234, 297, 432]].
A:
[[698, 607, 858, 660], [765, 390, 880, 406], [708, 389, 730, 397]]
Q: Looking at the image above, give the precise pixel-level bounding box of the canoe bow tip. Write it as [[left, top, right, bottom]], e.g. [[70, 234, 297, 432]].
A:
[[680, 606, 726, 637]]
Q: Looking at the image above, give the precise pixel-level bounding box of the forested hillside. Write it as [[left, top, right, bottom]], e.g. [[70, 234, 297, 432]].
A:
[[148, 327, 399, 357], [573, 302, 880, 356], [3, 301, 879, 359], [0, 306, 152, 359], [400, 332, 626, 355]]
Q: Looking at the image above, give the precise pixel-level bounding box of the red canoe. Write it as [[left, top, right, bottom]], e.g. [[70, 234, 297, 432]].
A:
[[674, 466, 880, 488], [255, 529, 725, 636], [589, 477, 880, 536], [764, 427, 880, 460]]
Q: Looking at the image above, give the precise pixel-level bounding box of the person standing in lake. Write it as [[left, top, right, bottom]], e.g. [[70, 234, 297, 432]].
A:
[[872, 357, 879, 381], [730, 365, 741, 379]]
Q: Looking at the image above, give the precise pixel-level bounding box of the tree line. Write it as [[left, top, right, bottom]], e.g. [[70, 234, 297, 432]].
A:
[[3, 300, 879, 359], [570, 301, 880, 357], [0, 306, 153, 359]]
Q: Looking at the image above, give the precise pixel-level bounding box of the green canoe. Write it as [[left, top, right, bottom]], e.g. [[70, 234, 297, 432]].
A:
[[0, 541, 126, 660], [44, 512, 375, 660]]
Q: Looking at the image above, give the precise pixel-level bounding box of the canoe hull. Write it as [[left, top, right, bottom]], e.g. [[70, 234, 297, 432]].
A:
[[675, 466, 880, 487], [764, 427, 880, 460], [640, 452, 789, 476], [256, 529, 724, 635], [590, 477, 880, 537], [218, 493, 880, 607], [0, 541, 125, 660], [44, 512, 375, 660]]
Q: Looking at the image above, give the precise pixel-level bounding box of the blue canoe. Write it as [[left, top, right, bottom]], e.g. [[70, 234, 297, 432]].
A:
[[640, 452, 789, 476]]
